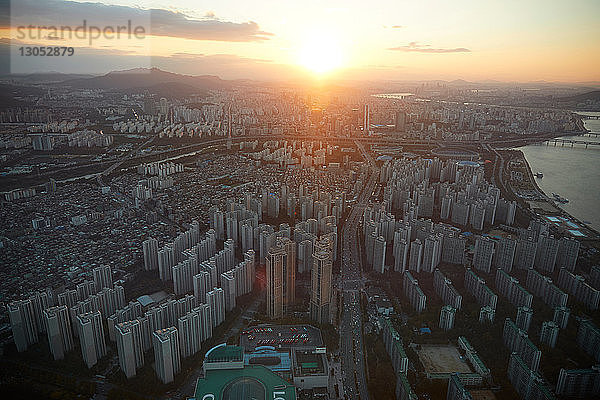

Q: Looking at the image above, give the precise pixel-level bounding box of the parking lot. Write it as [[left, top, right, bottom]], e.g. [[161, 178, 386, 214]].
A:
[[240, 324, 324, 351]]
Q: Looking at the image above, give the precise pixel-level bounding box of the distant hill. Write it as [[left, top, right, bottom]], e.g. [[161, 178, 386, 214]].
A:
[[0, 72, 96, 83], [61, 68, 230, 96], [559, 90, 600, 103]]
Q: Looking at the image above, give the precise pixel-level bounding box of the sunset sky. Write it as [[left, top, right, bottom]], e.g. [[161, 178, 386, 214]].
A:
[[3, 0, 600, 82]]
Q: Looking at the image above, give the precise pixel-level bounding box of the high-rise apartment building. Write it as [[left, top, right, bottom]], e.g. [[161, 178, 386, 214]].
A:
[[495, 236, 517, 272], [193, 271, 210, 305], [206, 288, 225, 328], [77, 311, 106, 368], [408, 239, 423, 273], [92, 265, 112, 290], [310, 247, 333, 325], [540, 321, 559, 348], [373, 236, 386, 274], [153, 327, 181, 384], [220, 271, 237, 312], [516, 306, 533, 332], [473, 236, 495, 274], [115, 320, 144, 378], [266, 237, 296, 319], [143, 237, 159, 271], [439, 305, 457, 331], [44, 305, 74, 360], [556, 366, 600, 398], [8, 299, 39, 352], [553, 306, 570, 330], [403, 272, 426, 313]]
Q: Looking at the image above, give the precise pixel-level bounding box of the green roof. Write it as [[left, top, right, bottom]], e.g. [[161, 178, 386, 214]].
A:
[[205, 344, 244, 363], [194, 365, 297, 400]]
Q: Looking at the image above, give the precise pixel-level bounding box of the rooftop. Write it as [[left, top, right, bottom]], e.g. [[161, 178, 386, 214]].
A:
[[194, 365, 296, 400], [205, 344, 244, 363]]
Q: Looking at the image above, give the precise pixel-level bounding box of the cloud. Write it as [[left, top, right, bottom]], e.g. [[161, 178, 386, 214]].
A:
[[388, 42, 471, 53], [391, 25, 404, 29], [7, 0, 273, 42], [150, 9, 273, 41], [166, 52, 273, 64]]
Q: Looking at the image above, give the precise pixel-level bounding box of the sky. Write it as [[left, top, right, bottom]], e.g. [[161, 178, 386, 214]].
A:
[[2, 0, 600, 82]]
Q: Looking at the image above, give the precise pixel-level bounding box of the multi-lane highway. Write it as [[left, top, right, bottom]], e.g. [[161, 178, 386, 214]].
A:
[[339, 140, 377, 400]]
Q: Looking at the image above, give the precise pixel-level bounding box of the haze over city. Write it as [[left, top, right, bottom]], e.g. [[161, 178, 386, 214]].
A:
[[1, 1, 600, 400]]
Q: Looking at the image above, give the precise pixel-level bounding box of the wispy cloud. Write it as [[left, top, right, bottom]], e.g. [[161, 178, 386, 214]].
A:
[[391, 25, 404, 29], [388, 42, 470, 53], [7, 0, 273, 42]]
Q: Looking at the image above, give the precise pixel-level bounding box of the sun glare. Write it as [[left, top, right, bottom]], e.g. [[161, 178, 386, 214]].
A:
[[298, 31, 344, 75]]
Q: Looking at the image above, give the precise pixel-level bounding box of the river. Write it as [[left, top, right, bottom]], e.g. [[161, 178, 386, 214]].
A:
[[520, 112, 600, 230]]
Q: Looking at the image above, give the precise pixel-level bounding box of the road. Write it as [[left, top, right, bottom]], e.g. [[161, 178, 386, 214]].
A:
[[338, 140, 377, 400], [97, 135, 156, 186]]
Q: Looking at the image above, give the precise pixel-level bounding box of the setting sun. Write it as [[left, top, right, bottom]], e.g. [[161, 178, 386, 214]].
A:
[[298, 31, 344, 74]]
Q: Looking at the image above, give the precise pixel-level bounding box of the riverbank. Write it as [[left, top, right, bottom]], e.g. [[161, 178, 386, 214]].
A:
[[515, 148, 599, 239]]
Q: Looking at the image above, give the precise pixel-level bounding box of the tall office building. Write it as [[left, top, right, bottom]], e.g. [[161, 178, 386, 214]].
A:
[[153, 327, 181, 384], [93, 265, 113, 290], [77, 311, 106, 368], [439, 305, 456, 331], [310, 247, 333, 325], [206, 288, 225, 328], [8, 299, 39, 352], [143, 238, 159, 271], [266, 237, 296, 319], [115, 320, 144, 378], [473, 236, 495, 274], [44, 305, 74, 360]]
